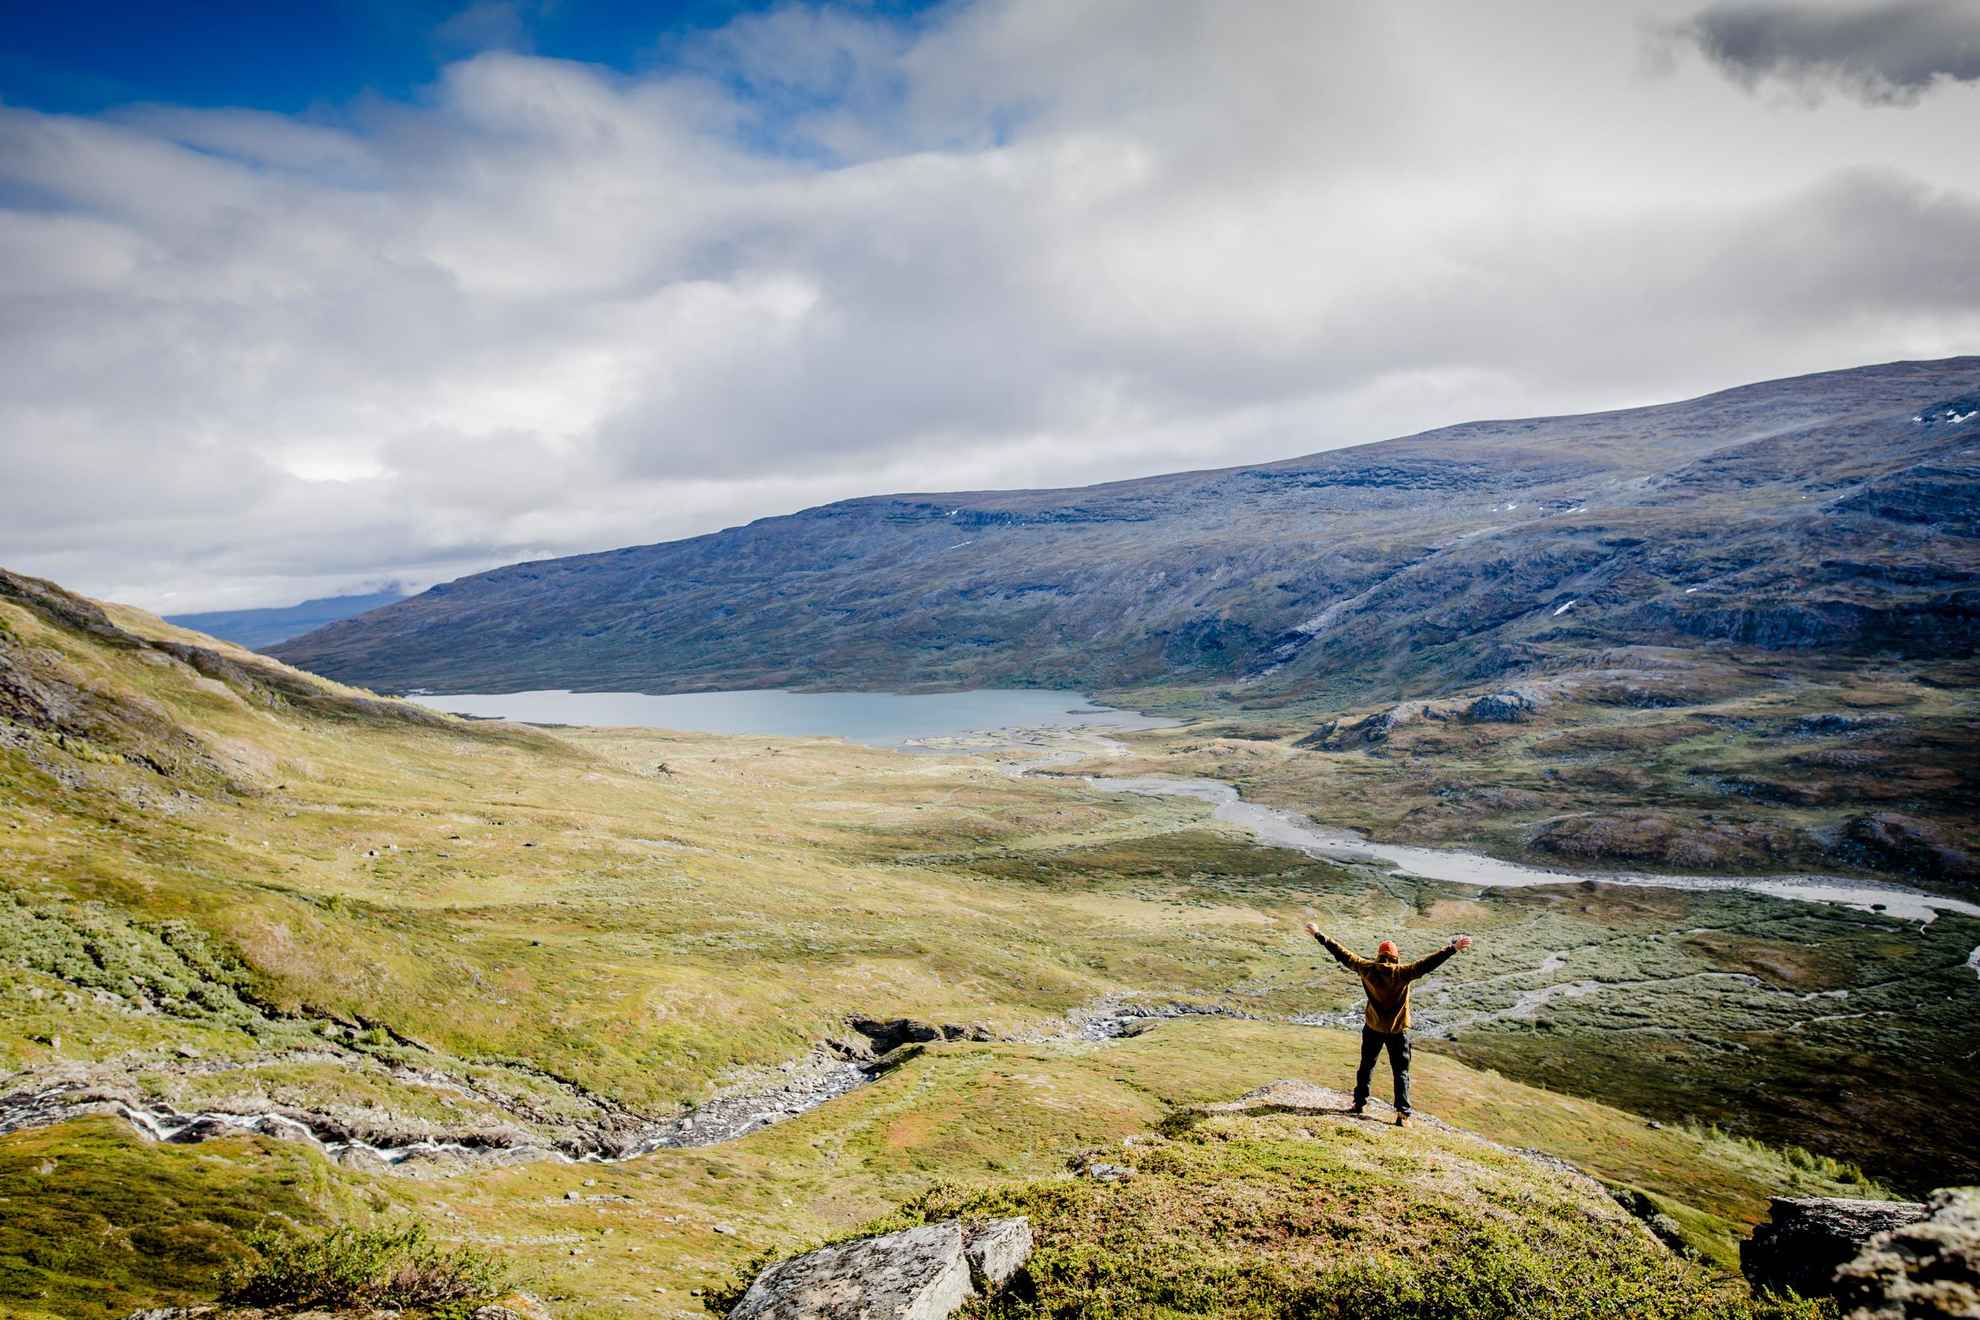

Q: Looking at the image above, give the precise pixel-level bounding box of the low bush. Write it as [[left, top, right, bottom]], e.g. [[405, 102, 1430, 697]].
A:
[[220, 1220, 509, 1315]]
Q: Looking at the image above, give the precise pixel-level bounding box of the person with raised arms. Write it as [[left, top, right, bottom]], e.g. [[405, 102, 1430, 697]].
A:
[[1305, 922, 1473, 1127]]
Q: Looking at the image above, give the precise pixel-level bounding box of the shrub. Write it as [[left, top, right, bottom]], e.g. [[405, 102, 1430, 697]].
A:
[[220, 1220, 509, 1314]]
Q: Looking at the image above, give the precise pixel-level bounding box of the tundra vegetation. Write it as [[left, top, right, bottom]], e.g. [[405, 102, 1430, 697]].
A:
[[270, 360, 1980, 902], [0, 566, 1971, 1318]]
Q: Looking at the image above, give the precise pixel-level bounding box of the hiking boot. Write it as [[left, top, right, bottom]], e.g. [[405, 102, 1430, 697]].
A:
[[1348, 1104, 1365, 1116], [1395, 1114, 1410, 1128]]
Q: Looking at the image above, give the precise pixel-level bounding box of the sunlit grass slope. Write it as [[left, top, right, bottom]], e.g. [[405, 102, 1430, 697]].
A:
[[3, 1022, 1881, 1319], [0, 567, 1934, 1317]]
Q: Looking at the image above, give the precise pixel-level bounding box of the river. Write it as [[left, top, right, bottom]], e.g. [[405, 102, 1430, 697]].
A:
[[1083, 772, 1980, 930]]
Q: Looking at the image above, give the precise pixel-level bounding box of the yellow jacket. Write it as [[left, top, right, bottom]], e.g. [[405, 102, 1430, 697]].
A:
[[1314, 934, 1457, 1033]]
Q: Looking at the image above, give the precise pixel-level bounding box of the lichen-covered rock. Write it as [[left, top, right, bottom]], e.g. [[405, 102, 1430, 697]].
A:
[[1834, 1187, 1980, 1320], [728, 1218, 1033, 1319], [962, 1218, 1032, 1289], [1742, 1195, 1930, 1300], [729, 1221, 972, 1320]]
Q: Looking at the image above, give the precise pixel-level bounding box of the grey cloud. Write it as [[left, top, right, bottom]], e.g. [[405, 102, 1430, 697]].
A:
[[1671, 0, 1980, 104]]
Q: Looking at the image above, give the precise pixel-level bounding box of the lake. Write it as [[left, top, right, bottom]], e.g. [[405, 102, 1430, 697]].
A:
[[408, 687, 1172, 747]]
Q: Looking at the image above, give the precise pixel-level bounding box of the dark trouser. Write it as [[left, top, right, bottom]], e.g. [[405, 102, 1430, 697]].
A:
[[1355, 1026, 1411, 1115]]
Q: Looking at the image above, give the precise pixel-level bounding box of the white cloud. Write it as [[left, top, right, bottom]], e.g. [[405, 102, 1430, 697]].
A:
[[2, 0, 1978, 612]]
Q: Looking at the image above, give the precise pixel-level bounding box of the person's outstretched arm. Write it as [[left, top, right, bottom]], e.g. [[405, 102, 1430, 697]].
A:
[[1402, 934, 1473, 982], [1304, 921, 1372, 972]]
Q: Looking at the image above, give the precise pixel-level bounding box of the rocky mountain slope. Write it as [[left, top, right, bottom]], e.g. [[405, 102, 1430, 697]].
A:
[[272, 358, 1979, 701]]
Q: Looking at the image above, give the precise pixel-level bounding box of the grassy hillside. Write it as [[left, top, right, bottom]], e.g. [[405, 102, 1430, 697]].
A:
[[0, 566, 1961, 1317], [3, 1023, 1879, 1319]]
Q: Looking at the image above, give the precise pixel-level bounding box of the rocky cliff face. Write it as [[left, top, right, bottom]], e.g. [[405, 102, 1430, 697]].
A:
[[1743, 1190, 1980, 1319], [1742, 1196, 1932, 1300], [270, 358, 1980, 700]]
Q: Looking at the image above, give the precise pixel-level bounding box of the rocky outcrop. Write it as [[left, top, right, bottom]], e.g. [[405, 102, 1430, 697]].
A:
[[1742, 1196, 1930, 1301], [1830, 457, 1980, 538], [1834, 1187, 1980, 1319], [729, 1219, 1031, 1320], [843, 1016, 994, 1055], [1297, 704, 1419, 751], [1836, 814, 1979, 890], [1463, 689, 1542, 723]]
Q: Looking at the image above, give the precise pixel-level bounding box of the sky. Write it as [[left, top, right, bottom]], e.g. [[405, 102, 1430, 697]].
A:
[[2, 0, 1977, 612]]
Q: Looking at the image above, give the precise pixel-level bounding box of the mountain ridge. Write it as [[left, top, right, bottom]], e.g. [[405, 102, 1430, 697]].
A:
[[165, 586, 407, 652], [270, 357, 1980, 699]]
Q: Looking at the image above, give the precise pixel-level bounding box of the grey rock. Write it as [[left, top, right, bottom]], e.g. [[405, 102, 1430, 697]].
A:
[[729, 1221, 972, 1320], [1835, 1187, 1980, 1320], [962, 1218, 1032, 1290], [1082, 1162, 1136, 1183], [1743, 1195, 1931, 1300]]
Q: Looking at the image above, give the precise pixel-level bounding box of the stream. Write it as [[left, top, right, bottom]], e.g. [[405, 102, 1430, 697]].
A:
[[1083, 772, 1980, 935], [0, 1003, 1232, 1175]]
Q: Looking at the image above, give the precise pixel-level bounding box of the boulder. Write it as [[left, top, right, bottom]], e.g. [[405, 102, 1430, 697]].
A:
[[730, 1218, 1031, 1319], [1834, 1187, 1980, 1320], [729, 1222, 972, 1320], [1742, 1196, 1930, 1300], [334, 1144, 392, 1174], [1607, 1186, 1688, 1255], [962, 1219, 1033, 1290]]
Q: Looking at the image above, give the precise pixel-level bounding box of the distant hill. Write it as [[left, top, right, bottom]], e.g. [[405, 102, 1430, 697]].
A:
[[168, 587, 404, 651], [271, 358, 1980, 699]]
